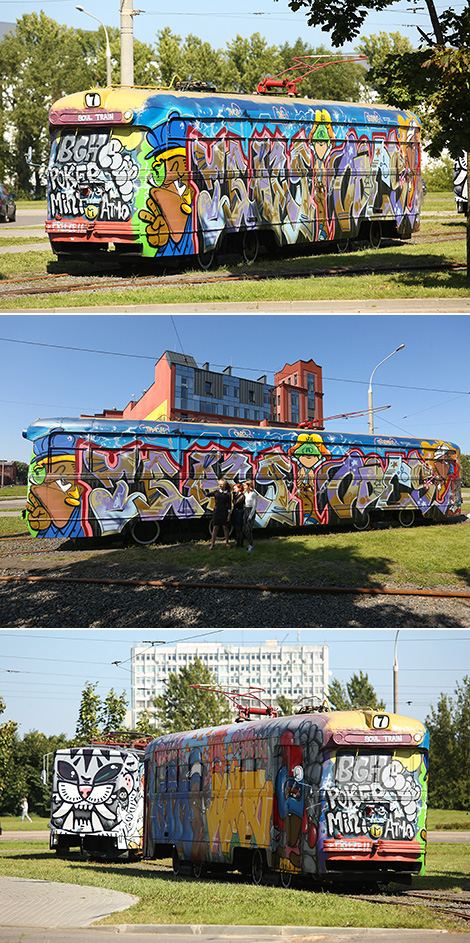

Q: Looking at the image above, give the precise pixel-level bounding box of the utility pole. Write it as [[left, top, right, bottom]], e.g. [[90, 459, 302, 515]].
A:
[[120, 0, 134, 85], [393, 631, 399, 714]]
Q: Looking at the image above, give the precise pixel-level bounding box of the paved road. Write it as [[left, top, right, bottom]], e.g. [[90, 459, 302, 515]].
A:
[[7, 207, 45, 229], [0, 927, 465, 943]]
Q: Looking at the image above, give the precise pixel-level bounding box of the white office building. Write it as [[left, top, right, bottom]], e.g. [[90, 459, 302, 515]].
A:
[[130, 639, 329, 726]]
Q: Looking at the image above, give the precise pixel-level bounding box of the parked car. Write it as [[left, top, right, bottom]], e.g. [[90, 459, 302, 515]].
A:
[[0, 183, 16, 222]]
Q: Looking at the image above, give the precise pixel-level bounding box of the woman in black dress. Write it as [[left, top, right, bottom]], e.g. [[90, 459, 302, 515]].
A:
[[210, 478, 232, 549], [231, 482, 245, 547]]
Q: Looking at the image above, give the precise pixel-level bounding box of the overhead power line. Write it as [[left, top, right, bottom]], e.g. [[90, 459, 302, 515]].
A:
[[1, 337, 468, 397]]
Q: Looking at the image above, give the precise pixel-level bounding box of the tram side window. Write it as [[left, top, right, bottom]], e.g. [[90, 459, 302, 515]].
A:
[[86, 441, 137, 487]]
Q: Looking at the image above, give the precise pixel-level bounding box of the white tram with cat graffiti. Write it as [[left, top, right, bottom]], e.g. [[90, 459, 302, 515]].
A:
[[49, 737, 149, 860]]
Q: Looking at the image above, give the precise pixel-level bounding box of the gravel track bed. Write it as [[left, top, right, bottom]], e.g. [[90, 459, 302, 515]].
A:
[[1, 536, 470, 628]]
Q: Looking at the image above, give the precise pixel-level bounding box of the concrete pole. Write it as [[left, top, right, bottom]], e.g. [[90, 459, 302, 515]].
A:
[[120, 0, 134, 85], [393, 630, 399, 714]]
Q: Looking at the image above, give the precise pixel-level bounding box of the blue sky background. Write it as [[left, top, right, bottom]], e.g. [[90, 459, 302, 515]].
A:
[[1, 314, 469, 464], [1, 0, 467, 59], [0, 628, 468, 738]]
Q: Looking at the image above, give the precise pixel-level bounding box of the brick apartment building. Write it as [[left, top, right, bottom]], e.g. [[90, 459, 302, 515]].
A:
[[88, 351, 324, 428]]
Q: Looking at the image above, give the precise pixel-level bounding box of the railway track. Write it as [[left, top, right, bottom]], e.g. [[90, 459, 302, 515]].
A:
[[1, 232, 466, 299], [353, 889, 470, 924]]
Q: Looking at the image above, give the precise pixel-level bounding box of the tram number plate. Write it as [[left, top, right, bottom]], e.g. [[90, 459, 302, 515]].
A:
[[334, 841, 367, 852]]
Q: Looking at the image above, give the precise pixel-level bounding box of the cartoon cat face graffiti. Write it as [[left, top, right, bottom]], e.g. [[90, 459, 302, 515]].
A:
[[51, 749, 139, 835]]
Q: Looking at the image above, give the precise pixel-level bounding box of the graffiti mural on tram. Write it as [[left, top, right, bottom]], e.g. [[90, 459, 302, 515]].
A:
[[22, 418, 461, 543], [46, 77, 422, 267]]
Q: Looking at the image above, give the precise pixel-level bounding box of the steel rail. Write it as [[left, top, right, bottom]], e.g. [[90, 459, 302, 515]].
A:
[[1, 573, 470, 598], [1, 260, 466, 298]]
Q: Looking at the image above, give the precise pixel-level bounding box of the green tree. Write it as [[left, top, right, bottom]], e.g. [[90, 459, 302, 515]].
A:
[[2, 729, 70, 816], [135, 709, 160, 737], [154, 659, 231, 734], [0, 13, 87, 192], [225, 33, 284, 94], [426, 676, 470, 809], [0, 697, 18, 807], [153, 27, 186, 86], [356, 31, 416, 101], [278, 0, 447, 48], [99, 688, 128, 735], [460, 454, 470, 488], [278, 39, 366, 101], [13, 462, 28, 485], [75, 681, 102, 743], [0, 13, 155, 191], [424, 154, 454, 191], [328, 671, 386, 711], [276, 695, 294, 716]]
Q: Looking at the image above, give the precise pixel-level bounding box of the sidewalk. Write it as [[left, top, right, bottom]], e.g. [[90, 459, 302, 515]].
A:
[[0, 875, 138, 928]]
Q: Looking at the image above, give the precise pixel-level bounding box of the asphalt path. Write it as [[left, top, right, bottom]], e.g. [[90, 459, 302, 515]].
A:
[[6, 206, 46, 230]]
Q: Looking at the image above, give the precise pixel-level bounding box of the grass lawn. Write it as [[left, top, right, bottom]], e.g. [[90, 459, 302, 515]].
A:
[[1, 814, 49, 829], [0, 516, 30, 537], [0, 486, 27, 500], [0, 838, 467, 931], [1, 515, 469, 590], [427, 809, 470, 830]]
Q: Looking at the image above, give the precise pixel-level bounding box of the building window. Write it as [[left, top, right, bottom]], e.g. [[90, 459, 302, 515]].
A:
[[291, 390, 299, 423], [205, 381, 212, 395]]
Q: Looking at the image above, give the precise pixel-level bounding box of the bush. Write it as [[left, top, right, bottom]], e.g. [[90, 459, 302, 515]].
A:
[[423, 155, 454, 192]]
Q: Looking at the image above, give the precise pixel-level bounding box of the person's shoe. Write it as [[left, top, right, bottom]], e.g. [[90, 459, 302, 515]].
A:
[[247, 545, 254, 551]]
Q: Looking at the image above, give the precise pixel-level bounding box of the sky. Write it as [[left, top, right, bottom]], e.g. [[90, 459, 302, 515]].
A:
[[0, 0, 467, 59], [0, 628, 468, 739], [1, 313, 469, 464]]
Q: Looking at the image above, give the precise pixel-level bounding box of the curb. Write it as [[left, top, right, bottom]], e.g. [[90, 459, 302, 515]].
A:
[[91, 927, 452, 937]]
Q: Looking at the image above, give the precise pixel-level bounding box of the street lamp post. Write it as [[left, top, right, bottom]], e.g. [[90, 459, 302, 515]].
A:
[[76, 5, 112, 86], [368, 344, 405, 435]]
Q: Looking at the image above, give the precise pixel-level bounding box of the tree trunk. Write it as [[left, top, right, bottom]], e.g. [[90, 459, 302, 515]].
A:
[[422, 0, 445, 44]]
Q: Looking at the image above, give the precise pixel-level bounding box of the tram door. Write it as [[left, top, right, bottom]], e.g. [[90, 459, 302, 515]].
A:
[[275, 741, 306, 870]]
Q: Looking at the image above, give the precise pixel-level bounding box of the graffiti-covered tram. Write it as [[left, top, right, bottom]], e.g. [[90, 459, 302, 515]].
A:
[[46, 86, 422, 268], [48, 736, 150, 860], [22, 418, 461, 543], [143, 708, 429, 886]]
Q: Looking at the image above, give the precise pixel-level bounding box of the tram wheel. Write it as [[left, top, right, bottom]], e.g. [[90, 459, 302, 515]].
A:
[[369, 220, 382, 249], [172, 848, 182, 876], [398, 508, 415, 528], [279, 870, 293, 888], [198, 247, 216, 270], [191, 861, 204, 878], [130, 519, 160, 545], [336, 238, 350, 254], [242, 230, 259, 264], [353, 510, 371, 531], [251, 849, 266, 886]]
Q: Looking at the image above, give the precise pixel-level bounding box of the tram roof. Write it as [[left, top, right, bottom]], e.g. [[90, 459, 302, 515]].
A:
[[49, 86, 420, 129], [144, 709, 428, 757], [22, 417, 459, 453]]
